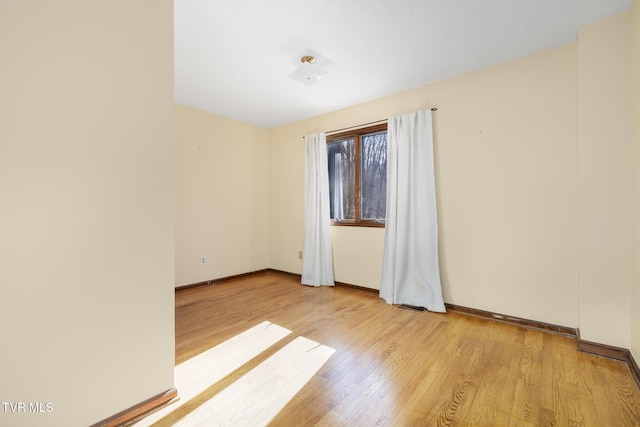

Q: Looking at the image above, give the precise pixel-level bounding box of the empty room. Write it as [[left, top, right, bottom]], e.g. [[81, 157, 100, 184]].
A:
[[2, 0, 640, 426]]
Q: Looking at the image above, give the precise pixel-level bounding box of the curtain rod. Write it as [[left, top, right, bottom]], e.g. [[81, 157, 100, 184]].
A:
[[303, 107, 438, 138]]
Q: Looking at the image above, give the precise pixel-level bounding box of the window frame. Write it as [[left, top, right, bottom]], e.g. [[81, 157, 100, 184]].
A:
[[326, 123, 388, 228]]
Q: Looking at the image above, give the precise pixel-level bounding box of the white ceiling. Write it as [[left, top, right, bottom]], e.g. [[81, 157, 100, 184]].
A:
[[174, 0, 631, 128]]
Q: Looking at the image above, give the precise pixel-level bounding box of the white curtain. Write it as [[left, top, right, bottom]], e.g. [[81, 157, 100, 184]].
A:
[[380, 110, 445, 312], [302, 132, 335, 287]]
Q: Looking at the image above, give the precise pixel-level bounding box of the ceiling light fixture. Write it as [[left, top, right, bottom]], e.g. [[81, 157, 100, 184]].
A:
[[288, 55, 329, 86], [301, 55, 316, 64]]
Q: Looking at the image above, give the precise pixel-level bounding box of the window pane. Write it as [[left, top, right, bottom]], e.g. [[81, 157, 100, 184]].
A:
[[361, 132, 387, 220], [327, 139, 355, 220]]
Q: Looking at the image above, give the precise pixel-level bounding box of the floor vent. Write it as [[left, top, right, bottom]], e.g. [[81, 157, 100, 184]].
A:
[[398, 304, 426, 312]]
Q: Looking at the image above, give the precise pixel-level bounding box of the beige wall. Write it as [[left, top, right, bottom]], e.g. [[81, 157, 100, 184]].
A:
[[0, 2, 175, 427], [174, 104, 270, 286], [632, 0, 640, 360], [270, 44, 579, 327], [578, 12, 633, 348]]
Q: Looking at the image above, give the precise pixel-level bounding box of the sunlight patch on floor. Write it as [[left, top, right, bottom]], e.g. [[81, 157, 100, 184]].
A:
[[133, 321, 291, 426], [173, 336, 335, 426]]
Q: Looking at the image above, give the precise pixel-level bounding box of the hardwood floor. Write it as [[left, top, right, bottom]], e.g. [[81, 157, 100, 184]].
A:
[[174, 271, 640, 426]]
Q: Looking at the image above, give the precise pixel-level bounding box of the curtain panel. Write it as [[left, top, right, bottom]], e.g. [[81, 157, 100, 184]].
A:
[[380, 110, 445, 312], [302, 132, 335, 287]]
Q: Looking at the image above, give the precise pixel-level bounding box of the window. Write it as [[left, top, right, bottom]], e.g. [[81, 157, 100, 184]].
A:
[[326, 123, 387, 227]]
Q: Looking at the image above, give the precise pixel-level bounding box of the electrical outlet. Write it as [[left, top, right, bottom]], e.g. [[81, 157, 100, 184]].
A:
[[298, 251, 303, 260], [200, 256, 206, 265]]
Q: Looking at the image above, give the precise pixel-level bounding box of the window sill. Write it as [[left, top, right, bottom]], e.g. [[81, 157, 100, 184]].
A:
[[330, 221, 385, 228]]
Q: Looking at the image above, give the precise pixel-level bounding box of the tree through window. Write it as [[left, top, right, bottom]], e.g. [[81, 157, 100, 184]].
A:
[[326, 123, 387, 227]]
